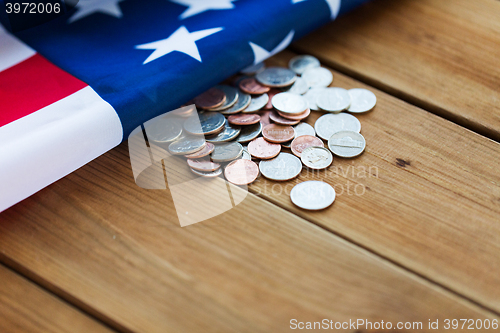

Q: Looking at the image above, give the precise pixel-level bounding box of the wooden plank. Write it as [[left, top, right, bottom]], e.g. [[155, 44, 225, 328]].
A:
[[0, 264, 114, 333], [292, 0, 500, 141], [0, 142, 497, 331], [244, 50, 500, 313]]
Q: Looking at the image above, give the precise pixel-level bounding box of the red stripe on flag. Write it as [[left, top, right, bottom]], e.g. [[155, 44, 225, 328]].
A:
[[0, 54, 87, 127]]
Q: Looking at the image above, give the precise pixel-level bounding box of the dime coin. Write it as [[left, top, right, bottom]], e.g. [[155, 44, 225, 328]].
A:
[[317, 87, 351, 113], [168, 135, 206, 155], [184, 111, 225, 135], [277, 108, 310, 121], [290, 135, 324, 158], [262, 124, 295, 143], [293, 122, 315, 138], [327, 131, 366, 158], [190, 167, 222, 178], [284, 77, 309, 95], [228, 113, 261, 126], [264, 88, 281, 109], [248, 137, 281, 159], [242, 93, 269, 113], [145, 118, 182, 144], [224, 159, 259, 185], [208, 85, 239, 111], [259, 153, 302, 181], [239, 77, 270, 95], [347, 88, 377, 113], [236, 122, 262, 143], [256, 67, 297, 87], [193, 87, 226, 109], [301, 146, 333, 170], [303, 87, 329, 110], [185, 142, 215, 159], [272, 92, 308, 114], [258, 110, 272, 127], [290, 181, 335, 210], [220, 90, 251, 115], [269, 111, 300, 126], [211, 142, 243, 162], [205, 119, 241, 143], [187, 158, 221, 172], [288, 55, 321, 75], [171, 104, 196, 117], [240, 62, 265, 75], [314, 113, 361, 140], [302, 67, 333, 88]]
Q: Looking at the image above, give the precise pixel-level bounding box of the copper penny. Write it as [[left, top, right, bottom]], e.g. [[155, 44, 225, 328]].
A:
[[239, 77, 270, 95], [193, 87, 226, 109], [269, 111, 300, 126], [277, 108, 310, 121], [248, 137, 281, 160], [290, 135, 324, 158], [184, 142, 215, 159], [264, 88, 281, 110], [224, 159, 259, 185], [187, 158, 220, 172], [258, 110, 272, 127], [262, 124, 295, 143], [227, 114, 261, 126]]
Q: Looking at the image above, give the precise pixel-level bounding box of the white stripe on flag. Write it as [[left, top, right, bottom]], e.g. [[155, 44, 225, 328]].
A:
[[0, 24, 36, 72]]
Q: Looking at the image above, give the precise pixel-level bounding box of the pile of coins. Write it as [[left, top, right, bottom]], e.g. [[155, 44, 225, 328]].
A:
[[150, 55, 376, 211]]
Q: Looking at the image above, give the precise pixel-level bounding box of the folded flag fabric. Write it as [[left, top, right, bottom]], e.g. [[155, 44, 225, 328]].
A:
[[0, 0, 368, 212]]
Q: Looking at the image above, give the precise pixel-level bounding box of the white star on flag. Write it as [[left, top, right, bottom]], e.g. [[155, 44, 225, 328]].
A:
[[135, 25, 223, 64], [292, 0, 341, 19], [170, 0, 237, 19], [68, 0, 124, 23], [249, 30, 295, 65]]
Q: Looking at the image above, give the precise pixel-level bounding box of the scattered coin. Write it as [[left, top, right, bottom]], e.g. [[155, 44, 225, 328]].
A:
[[240, 62, 265, 75], [262, 124, 295, 143], [281, 140, 293, 149], [187, 158, 221, 172], [293, 122, 315, 138], [184, 112, 225, 136], [288, 55, 321, 75], [291, 135, 324, 158], [211, 142, 243, 162], [145, 118, 182, 144], [284, 77, 309, 95], [224, 159, 260, 185], [314, 113, 361, 140], [302, 67, 333, 88], [242, 93, 269, 113], [193, 87, 226, 109], [301, 146, 333, 170], [256, 67, 297, 87], [241, 148, 252, 160], [220, 90, 251, 115], [277, 108, 310, 121], [190, 167, 222, 178], [317, 87, 351, 113], [347, 88, 377, 113], [259, 153, 302, 181], [290, 181, 335, 210], [228, 113, 261, 126], [205, 119, 241, 143], [303, 87, 329, 110], [171, 104, 196, 117], [168, 135, 206, 155], [236, 122, 262, 143], [272, 92, 308, 114], [239, 77, 271, 95], [269, 111, 300, 126], [258, 110, 272, 127], [208, 85, 239, 111], [264, 88, 281, 109], [327, 131, 366, 158], [248, 137, 281, 159], [185, 142, 215, 159]]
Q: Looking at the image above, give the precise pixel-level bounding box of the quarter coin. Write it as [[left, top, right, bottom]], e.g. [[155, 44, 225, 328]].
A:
[[224, 159, 259, 185], [259, 153, 302, 181], [327, 131, 366, 158], [187, 158, 220, 172], [190, 168, 222, 178], [301, 146, 333, 170], [240, 62, 265, 75], [284, 77, 309, 95], [262, 124, 295, 143], [347, 88, 377, 113], [228, 114, 261, 126], [288, 55, 321, 75], [220, 90, 251, 115], [145, 118, 182, 144], [193, 87, 226, 109], [248, 137, 281, 159], [302, 67, 333, 88], [277, 108, 310, 121], [208, 85, 239, 111], [303, 87, 329, 110], [168, 135, 206, 155], [256, 67, 297, 87], [236, 122, 262, 143], [269, 111, 300, 126], [184, 112, 225, 135], [272, 92, 308, 114], [290, 135, 324, 157], [239, 77, 270, 95], [242, 93, 269, 113], [314, 113, 361, 140], [290, 181, 335, 210], [185, 142, 215, 159], [293, 122, 315, 138], [317, 87, 351, 113], [205, 119, 241, 143], [211, 142, 243, 163]]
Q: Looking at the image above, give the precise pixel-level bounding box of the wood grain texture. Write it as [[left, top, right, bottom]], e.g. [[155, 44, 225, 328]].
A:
[[0, 264, 114, 333], [0, 141, 497, 331], [292, 0, 500, 141]]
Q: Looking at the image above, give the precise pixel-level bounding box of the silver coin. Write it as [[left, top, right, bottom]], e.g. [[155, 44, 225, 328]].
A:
[[302, 67, 333, 88], [168, 135, 206, 155], [256, 67, 297, 88], [314, 113, 361, 140], [290, 181, 335, 210], [288, 55, 321, 75], [284, 77, 309, 95], [347, 88, 377, 113], [208, 85, 239, 111], [303, 87, 329, 110], [190, 167, 223, 178], [271, 92, 308, 114], [206, 119, 241, 143], [220, 90, 251, 115], [184, 112, 225, 135], [281, 140, 293, 149], [242, 93, 269, 113], [301, 146, 333, 170], [328, 131, 366, 158], [259, 152, 302, 181], [241, 148, 252, 160], [236, 122, 262, 143], [145, 118, 182, 144], [317, 87, 351, 113], [293, 122, 316, 138], [240, 62, 265, 75], [211, 142, 243, 163]]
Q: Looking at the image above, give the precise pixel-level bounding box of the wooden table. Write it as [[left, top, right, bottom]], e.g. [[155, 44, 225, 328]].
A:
[[1, 0, 499, 331]]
